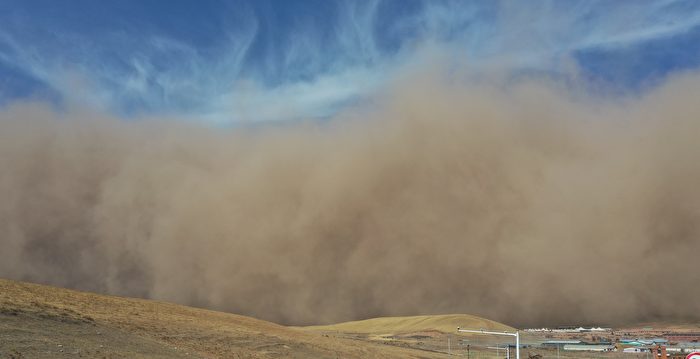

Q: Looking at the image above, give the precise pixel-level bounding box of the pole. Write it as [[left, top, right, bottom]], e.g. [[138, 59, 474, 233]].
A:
[[515, 331, 520, 359]]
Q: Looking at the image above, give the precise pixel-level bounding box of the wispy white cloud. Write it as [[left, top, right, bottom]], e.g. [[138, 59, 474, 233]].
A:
[[0, 0, 699, 123]]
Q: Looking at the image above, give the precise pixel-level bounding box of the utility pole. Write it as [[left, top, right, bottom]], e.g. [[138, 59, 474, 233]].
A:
[[457, 328, 520, 359]]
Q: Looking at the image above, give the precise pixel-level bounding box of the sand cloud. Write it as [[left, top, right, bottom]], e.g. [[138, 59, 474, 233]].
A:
[[1, 66, 699, 327]]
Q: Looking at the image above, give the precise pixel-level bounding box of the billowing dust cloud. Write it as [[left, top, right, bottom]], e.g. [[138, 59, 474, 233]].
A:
[[1, 69, 699, 327]]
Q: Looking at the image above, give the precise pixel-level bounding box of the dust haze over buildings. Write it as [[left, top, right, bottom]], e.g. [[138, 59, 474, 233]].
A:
[[1, 64, 699, 328]]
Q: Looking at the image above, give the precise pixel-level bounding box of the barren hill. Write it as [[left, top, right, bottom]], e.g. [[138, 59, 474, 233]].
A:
[[0, 278, 460, 358]]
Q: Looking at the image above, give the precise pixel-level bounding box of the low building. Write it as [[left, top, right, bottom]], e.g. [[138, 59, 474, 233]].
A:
[[667, 342, 700, 353], [619, 338, 667, 346], [541, 340, 582, 348], [564, 344, 614, 352]]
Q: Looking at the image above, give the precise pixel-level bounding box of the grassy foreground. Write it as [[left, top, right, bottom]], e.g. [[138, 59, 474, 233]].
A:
[[301, 314, 514, 334], [0, 278, 494, 358]]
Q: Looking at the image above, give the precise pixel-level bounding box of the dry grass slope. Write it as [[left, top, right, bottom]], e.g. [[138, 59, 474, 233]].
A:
[[0, 278, 457, 358], [302, 314, 514, 334]]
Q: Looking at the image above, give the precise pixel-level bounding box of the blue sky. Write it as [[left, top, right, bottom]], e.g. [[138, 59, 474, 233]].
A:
[[1, 0, 700, 123]]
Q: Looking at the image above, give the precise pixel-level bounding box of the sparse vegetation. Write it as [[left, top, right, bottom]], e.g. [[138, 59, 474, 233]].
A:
[[0, 278, 455, 358]]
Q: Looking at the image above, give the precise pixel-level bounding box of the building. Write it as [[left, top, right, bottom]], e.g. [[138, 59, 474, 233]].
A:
[[619, 338, 667, 346], [667, 343, 700, 353], [541, 340, 582, 348], [620, 339, 647, 346], [564, 344, 615, 352]]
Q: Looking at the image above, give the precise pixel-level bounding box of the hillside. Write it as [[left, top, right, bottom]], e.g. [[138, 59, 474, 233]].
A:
[[302, 314, 514, 334], [0, 278, 457, 358]]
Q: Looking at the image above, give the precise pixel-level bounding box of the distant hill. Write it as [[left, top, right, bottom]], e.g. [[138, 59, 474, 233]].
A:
[[302, 313, 515, 334], [0, 278, 454, 358]]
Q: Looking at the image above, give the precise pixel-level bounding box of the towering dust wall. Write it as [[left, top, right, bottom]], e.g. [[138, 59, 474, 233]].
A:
[[1, 70, 699, 326]]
